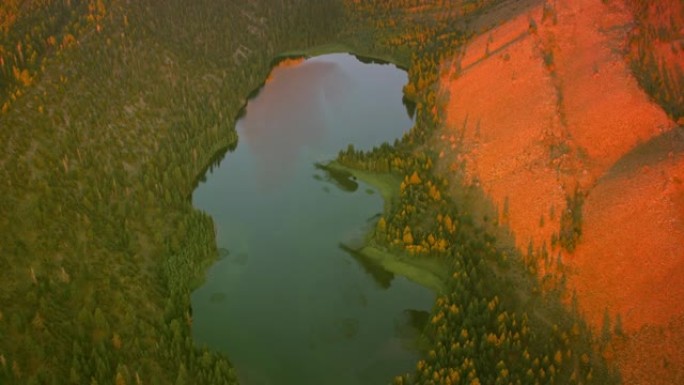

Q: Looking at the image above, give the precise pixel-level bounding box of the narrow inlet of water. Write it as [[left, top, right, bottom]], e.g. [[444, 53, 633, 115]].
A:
[[191, 53, 434, 385]]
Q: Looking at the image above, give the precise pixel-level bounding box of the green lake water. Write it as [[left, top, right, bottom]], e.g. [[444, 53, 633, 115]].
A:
[[191, 53, 434, 385]]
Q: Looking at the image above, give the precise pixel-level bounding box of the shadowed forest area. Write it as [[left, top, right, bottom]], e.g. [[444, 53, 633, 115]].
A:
[[626, 0, 684, 122], [0, 0, 681, 384]]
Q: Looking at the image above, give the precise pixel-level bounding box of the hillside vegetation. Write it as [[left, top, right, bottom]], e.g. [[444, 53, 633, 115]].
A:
[[1, 0, 680, 384]]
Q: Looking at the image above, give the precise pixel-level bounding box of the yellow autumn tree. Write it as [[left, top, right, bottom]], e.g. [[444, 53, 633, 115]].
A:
[[115, 372, 126, 385], [444, 214, 456, 233], [408, 171, 422, 185], [436, 238, 448, 252], [12, 66, 32, 86], [61, 33, 76, 48], [402, 225, 414, 245], [429, 184, 441, 200], [376, 217, 387, 233]]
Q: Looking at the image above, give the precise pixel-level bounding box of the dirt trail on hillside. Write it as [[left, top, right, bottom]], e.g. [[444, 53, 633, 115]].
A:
[[439, 0, 684, 383]]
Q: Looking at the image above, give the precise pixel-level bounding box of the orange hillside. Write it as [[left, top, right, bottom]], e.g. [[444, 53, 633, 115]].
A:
[[438, 0, 684, 383]]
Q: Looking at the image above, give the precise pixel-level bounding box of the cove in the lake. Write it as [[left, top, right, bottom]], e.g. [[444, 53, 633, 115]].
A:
[[191, 53, 434, 385]]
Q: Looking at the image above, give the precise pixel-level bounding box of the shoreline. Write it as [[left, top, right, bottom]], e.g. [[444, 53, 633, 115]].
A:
[[355, 245, 448, 294], [276, 43, 410, 70], [323, 160, 450, 295]]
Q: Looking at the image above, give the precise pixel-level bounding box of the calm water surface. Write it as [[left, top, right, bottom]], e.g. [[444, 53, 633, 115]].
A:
[[191, 53, 434, 385]]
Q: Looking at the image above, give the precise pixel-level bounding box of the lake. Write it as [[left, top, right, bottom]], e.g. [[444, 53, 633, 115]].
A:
[[191, 53, 434, 385]]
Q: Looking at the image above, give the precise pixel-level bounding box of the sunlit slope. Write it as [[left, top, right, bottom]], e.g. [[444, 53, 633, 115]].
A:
[[440, 0, 683, 383]]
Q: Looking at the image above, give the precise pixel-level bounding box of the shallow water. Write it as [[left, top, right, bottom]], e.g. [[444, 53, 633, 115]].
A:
[[191, 53, 434, 385]]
